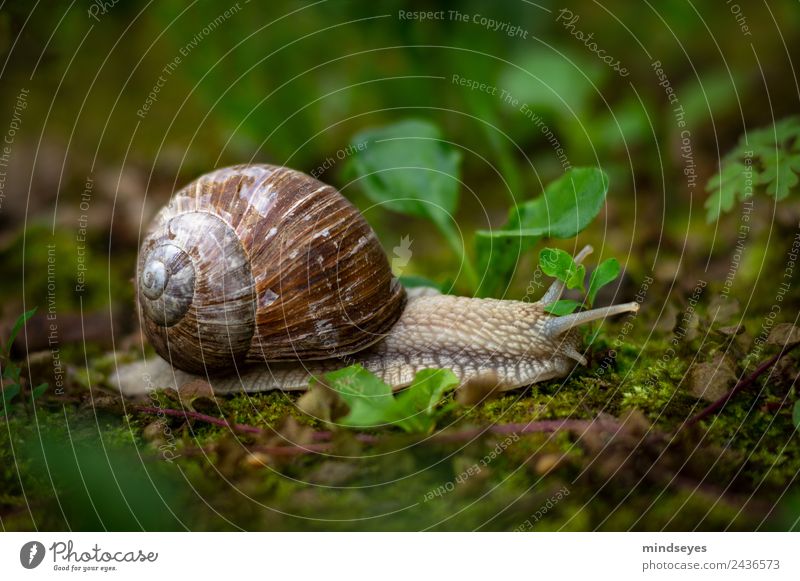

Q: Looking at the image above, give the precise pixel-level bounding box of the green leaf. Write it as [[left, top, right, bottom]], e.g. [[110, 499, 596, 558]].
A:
[[775, 116, 800, 145], [509, 167, 610, 238], [544, 300, 581, 315], [759, 151, 800, 201], [392, 369, 459, 433], [397, 369, 458, 417], [794, 401, 800, 430], [474, 167, 608, 297], [4, 307, 36, 355], [1, 383, 21, 408], [323, 366, 395, 428], [322, 365, 458, 433], [474, 232, 538, 298], [3, 363, 21, 382], [587, 258, 621, 306], [349, 119, 476, 286], [705, 116, 800, 220], [704, 161, 751, 222], [498, 49, 605, 121], [349, 119, 461, 224], [748, 116, 800, 149], [31, 382, 48, 399], [539, 248, 585, 291]]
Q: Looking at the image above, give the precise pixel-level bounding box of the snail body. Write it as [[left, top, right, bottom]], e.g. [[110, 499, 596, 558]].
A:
[[133, 164, 638, 394]]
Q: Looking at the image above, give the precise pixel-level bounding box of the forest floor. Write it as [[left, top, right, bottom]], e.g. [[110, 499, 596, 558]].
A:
[[3, 263, 799, 531]]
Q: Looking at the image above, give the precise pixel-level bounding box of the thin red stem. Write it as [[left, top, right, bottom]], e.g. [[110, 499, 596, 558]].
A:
[[134, 406, 265, 435], [682, 343, 799, 430], [134, 405, 620, 457]]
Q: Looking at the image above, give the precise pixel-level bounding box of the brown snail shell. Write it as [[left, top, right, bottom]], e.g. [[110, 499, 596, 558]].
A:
[[137, 164, 406, 374]]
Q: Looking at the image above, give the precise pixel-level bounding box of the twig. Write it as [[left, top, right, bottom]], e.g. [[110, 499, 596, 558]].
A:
[[311, 430, 380, 444], [175, 442, 333, 458], [311, 419, 619, 446], [250, 442, 332, 456], [431, 418, 621, 443], [134, 406, 265, 435], [682, 343, 799, 430], [135, 404, 621, 457]]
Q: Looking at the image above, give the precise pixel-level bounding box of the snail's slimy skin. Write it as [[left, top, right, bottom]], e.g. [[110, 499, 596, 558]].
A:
[[356, 295, 586, 390], [113, 289, 639, 396]]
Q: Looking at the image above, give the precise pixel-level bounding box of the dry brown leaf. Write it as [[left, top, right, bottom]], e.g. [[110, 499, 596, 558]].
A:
[[274, 416, 315, 448], [767, 323, 800, 348], [142, 420, 168, 442], [688, 354, 737, 402], [716, 324, 744, 337], [708, 297, 740, 324], [243, 451, 272, 469], [533, 453, 565, 476], [296, 378, 349, 423], [174, 379, 217, 411]]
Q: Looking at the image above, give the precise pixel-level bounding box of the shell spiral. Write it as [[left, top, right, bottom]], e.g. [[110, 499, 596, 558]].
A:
[[137, 164, 406, 374]]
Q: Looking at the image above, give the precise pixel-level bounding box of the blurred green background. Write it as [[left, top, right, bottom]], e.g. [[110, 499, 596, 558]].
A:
[[2, 0, 798, 318]]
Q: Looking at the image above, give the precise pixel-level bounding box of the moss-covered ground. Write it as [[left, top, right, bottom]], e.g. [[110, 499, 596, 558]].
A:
[[3, 271, 798, 531]]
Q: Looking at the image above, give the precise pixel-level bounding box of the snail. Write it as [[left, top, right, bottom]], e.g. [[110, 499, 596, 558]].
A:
[[126, 164, 639, 396]]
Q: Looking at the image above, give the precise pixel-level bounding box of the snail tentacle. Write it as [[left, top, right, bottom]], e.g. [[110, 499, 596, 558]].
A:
[[541, 302, 639, 338]]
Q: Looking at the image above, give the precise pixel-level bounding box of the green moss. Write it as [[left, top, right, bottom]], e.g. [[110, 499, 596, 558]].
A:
[[222, 391, 313, 428], [3, 293, 799, 531]]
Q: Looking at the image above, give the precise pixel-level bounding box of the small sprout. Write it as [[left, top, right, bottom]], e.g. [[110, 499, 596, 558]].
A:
[[4, 307, 37, 354], [475, 167, 609, 297], [349, 119, 611, 296], [31, 383, 48, 399], [587, 258, 621, 306], [1, 307, 48, 414], [539, 248, 586, 292], [538, 249, 622, 315], [1, 384, 21, 412]]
